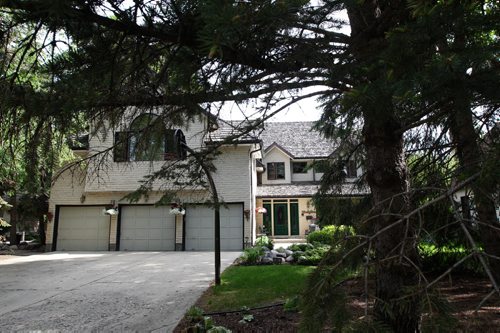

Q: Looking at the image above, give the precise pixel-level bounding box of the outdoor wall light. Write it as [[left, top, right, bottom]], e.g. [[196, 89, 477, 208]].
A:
[[103, 208, 118, 216]]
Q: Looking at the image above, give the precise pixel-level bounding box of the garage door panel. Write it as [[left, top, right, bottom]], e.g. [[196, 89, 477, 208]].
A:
[[120, 206, 175, 251], [57, 206, 110, 251], [185, 204, 243, 251]]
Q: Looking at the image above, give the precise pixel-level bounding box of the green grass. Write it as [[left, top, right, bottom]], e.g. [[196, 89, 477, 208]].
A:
[[202, 265, 315, 311]]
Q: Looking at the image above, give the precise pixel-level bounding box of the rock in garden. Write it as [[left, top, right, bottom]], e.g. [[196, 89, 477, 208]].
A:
[[262, 257, 273, 264], [286, 255, 294, 262], [285, 249, 293, 256]]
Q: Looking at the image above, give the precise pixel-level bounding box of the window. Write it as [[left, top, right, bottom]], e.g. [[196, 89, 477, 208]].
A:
[[346, 160, 357, 178], [114, 114, 177, 162], [313, 160, 329, 173], [292, 162, 308, 174], [267, 162, 285, 180]]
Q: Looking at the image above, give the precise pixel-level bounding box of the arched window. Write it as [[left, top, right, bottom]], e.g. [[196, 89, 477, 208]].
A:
[[114, 114, 177, 162]]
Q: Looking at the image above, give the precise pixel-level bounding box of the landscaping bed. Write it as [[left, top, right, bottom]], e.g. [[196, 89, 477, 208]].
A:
[[174, 274, 499, 332]]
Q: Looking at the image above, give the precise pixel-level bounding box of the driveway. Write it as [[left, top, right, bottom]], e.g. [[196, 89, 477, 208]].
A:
[[0, 251, 240, 332]]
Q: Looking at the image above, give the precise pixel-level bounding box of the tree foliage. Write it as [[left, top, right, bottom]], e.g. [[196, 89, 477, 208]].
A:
[[1, 0, 499, 330]]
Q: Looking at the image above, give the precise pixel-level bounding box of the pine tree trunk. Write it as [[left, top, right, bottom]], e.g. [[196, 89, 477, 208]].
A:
[[364, 110, 421, 332], [448, 95, 500, 284], [9, 194, 17, 246], [347, 1, 421, 330]]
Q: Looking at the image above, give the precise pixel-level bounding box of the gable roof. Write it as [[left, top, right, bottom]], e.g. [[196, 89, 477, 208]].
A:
[[260, 122, 336, 159], [206, 119, 260, 145]]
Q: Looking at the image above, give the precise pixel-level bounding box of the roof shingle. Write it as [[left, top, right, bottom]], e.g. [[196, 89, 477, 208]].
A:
[[260, 122, 336, 158]]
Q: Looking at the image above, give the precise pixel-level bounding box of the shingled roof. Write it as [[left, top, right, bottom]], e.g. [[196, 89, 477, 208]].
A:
[[260, 122, 336, 159], [256, 182, 369, 198], [206, 120, 260, 144]]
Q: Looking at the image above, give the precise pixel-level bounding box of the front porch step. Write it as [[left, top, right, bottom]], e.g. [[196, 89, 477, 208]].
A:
[[271, 237, 306, 244]]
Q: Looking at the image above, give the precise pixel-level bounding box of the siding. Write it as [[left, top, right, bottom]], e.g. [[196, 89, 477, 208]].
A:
[[48, 129, 255, 249]]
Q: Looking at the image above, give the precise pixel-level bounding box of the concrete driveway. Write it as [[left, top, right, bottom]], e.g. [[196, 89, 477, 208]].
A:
[[0, 251, 240, 332]]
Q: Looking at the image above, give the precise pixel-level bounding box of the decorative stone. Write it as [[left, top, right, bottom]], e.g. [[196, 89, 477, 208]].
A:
[[270, 250, 279, 258], [285, 249, 293, 256], [276, 252, 286, 258], [273, 257, 284, 264], [286, 255, 294, 262], [261, 257, 273, 264]]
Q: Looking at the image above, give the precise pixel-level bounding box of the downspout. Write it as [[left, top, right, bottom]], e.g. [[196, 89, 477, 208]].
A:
[[249, 142, 262, 246]]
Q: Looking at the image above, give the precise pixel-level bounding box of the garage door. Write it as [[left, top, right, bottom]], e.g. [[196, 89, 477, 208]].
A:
[[57, 206, 110, 251], [119, 206, 175, 251], [185, 204, 243, 251]]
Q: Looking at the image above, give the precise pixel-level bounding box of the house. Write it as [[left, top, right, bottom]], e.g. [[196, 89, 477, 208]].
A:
[[255, 122, 366, 238], [47, 114, 366, 252], [47, 111, 260, 252]]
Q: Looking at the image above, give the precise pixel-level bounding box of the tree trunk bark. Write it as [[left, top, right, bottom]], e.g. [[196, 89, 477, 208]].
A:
[[448, 95, 500, 284], [347, 1, 421, 331], [364, 109, 421, 332], [9, 194, 17, 246]]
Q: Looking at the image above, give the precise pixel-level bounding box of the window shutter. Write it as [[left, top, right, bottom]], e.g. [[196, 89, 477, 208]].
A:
[[114, 132, 128, 162]]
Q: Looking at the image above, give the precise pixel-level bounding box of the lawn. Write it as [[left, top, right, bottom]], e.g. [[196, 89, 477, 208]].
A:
[[200, 265, 315, 312]]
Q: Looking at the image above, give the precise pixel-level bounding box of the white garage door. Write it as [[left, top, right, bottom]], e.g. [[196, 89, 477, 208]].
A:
[[185, 204, 243, 251], [57, 206, 110, 251], [120, 206, 175, 251]]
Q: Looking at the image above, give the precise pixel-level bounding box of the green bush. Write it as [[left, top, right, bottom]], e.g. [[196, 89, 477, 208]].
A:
[[240, 246, 264, 265], [306, 225, 355, 245], [255, 235, 273, 250], [287, 243, 314, 252], [294, 245, 331, 265], [419, 243, 484, 275]]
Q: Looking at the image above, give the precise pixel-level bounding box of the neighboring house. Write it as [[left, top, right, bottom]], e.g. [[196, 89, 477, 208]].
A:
[[256, 122, 366, 238], [47, 115, 366, 252]]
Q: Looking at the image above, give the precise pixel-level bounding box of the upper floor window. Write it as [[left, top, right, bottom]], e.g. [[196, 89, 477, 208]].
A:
[[267, 162, 285, 180], [114, 114, 176, 162], [292, 162, 308, 174], [345, 160, 357, 178]]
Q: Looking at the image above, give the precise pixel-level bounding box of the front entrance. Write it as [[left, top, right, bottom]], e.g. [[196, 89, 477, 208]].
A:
[[273, 203, 288, 235], [263, 199, 300, 237]]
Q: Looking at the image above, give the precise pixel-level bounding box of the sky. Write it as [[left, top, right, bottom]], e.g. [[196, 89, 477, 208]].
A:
[[119, 0, 350, 122]]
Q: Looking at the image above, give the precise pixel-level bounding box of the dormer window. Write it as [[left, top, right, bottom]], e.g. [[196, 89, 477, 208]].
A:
[[114, 114, 176, 162], [267, 162, 285, 180]]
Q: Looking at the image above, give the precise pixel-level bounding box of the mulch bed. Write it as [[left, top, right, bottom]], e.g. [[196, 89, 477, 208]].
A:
[[174, 274, 500, 332]]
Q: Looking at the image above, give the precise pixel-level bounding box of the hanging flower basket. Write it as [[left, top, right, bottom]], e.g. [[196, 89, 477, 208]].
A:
[[255, 207, 267, 214]]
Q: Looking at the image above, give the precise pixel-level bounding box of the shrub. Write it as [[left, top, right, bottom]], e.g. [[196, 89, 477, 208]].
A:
[[294, 245, 331, 265], [240, 246, 264, 265], [283, 295, 300, 312], [419, 243, 484, 275], [288, 243, 314, 252], [306, 225, 355, 246], [255, 235, 273, 250]]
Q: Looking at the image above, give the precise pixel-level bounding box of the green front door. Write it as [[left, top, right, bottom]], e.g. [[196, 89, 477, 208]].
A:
[[290, 202, 299, 235], [274, 203, 288, 236], [263, 203, 272, 234]]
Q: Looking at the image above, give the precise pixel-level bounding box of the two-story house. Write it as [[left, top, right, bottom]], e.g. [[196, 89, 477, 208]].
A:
[[47, 111, 261, 252], [47, 115, 365, 252], [256, 122, 365, 238]]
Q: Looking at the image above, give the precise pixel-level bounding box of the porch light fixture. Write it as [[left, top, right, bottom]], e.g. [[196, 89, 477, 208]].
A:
[[255, 207, 267, 214], [169, 203, 185, 215], [103, 208, 118, 216]]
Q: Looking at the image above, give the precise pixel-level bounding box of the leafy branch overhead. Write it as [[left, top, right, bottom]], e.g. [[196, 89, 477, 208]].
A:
[[1, 0, 499, 331]]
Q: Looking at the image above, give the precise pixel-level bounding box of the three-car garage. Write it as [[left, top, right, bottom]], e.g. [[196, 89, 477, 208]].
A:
[[53, 203, 244, 251]]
